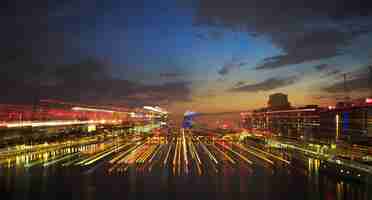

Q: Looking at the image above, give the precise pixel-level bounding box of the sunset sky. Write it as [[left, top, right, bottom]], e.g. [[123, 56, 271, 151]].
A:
[[1, 0, 372, 114]]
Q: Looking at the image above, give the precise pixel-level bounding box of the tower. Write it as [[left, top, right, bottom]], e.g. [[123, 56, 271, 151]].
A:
[[343, 73, 350, 102], [267, 93, 290, 110], [369, 65, 372, 98]]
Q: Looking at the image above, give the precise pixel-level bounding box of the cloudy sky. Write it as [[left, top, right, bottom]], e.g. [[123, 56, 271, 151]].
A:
[[1, 0, 372, 114]]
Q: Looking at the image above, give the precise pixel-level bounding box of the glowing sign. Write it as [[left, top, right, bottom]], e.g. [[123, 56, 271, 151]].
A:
[[366, 98, 372, 104]]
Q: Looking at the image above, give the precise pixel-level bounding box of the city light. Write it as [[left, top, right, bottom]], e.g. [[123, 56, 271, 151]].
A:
[[143, 106, 168, 114], [4, 120, 114, 128], [71, 107, 115, 113], [1, 2, 372, 198]]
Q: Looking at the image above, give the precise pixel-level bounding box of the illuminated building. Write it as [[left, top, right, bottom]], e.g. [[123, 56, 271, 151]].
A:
[[242, 103, 372, 143], [267, 93, 291, 110], [242, 106, 321, 138], [320, 105, 372, 142]]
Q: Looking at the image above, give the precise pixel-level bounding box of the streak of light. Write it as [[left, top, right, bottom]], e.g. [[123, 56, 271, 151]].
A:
[[148, 144, 161, 163], [136, 145, 157, 164], [24, 153, 66, 168], [182, 129, 189, 174], [82, 143, 129, 166], [5, 120, 104, 128], [163, 143, 172, 166], [43, 153, 79, 167], [177, 137, 182, 175], [188, 139, 202, 175], [172, 138, 179, 175], [233, 143, 274, 165], [62, 155, 87, 167], [148, 144, 164, 171], [217, 142, 253, 165], [210, 144, 236, 164], [241, 142, 290, 164], [110, 142, 144, 164], [108, 142, 142, 173], [200, 141, 218, 165]]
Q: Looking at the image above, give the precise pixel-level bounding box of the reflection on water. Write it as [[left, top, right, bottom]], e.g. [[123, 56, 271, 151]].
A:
[[305, 157, 371, 200], [1, 137, 371, 200]]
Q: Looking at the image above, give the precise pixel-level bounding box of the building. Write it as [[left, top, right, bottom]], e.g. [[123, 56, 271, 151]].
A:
[[242, 107, 321, 139], [267, 93, 291, 110], [320, 104, 372, 143], [241, 91, 372, 143], [242, 102, 372, 143]]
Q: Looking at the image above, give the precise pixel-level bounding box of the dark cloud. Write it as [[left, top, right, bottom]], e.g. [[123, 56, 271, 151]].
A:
[[194, 0, 372, 69], [314, 64, 331, 71], [229, 76, 300, 92], [324, 69, 342, 77], [117, 81, 192, 107], [159, 72, 183, 79], [313, 64, 342, 77], [0, 56, 192, 107], [324, 77, 369, 93], [234, 81, 246, 87], [323, 66, 372, 93], [0, 1, 193, 108], [311, 94, 347, 101], [195, 30, 224, 41], [218, 60, 247, 75]]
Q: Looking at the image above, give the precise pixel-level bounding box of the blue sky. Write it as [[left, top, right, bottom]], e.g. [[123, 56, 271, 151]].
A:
[[75, 0, 372, 113], [1, 0, 372, 113]]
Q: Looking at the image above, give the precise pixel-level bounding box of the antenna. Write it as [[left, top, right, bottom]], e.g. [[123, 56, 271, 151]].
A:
[[369, 65, 372, 98], [343, 73, 349, 103]]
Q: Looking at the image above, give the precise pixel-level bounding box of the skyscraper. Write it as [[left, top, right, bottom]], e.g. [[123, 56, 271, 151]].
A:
[[267, 93, 291, 110]]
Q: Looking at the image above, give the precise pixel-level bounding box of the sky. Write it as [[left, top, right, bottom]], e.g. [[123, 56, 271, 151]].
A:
[[1, 0, 372, 114]]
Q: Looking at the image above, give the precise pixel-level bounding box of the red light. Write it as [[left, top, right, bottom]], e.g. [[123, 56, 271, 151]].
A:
[[366, 98, 372, 104]]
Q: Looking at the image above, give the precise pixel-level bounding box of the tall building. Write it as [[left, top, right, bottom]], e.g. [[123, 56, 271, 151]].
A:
[[267, 93, 291, 110]]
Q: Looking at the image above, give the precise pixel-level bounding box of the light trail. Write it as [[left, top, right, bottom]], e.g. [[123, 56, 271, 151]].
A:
[[83, 147, 119, 166], [136, 145, 157, 164], [163, 143, 172, 166], [25, 152, 67, 168], [62, 155, 87, 167], [81, 142, 130, 166], [200, 141, 218, 165], [148, 144, 164, 171], [148, 144, 161, 163], [217, 142, 253, 165], [241, 142, 290, 164], [76, 145, 117, 166], [233, 143, 274, 165], [108, 142, 144, 173], [210, 144, 236, 165], [110, 142, 144, 164], [124, 143, 148, 164], [43, 153, 79, 167], [172, 138, 179, 175], [189, 140, 202, 165], [177, 138, 182, 175], [188, 140, 202, 175], [182, 129, 189, 174], [5, 120, 104, 128]]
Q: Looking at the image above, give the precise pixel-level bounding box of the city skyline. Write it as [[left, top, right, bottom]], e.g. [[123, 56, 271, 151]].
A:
[[2, 1, 372, 200]]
